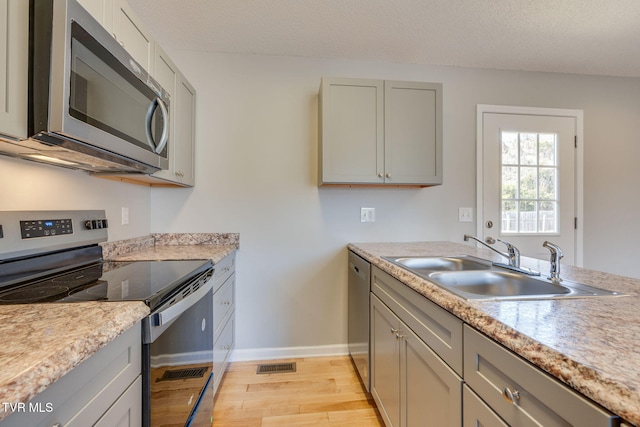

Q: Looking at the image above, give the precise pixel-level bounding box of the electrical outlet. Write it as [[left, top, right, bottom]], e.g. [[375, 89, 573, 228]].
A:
[[121, 207, 129, 225], [458, 207, 473, 223], [361, 207, 376, 223]]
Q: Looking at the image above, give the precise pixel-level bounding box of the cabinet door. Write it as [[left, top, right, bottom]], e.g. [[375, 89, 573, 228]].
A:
[[319, 78, 384, 184], [111, 0, 154, 71], [0, 0, 28, 140], [173, 74, 196, 185], [371, 295, 401, 427], [151, 46, 179, 180], [384, 81, 442, 185], [402, 321, 462, 427], [77, 0, 113, 29], [149, 47, 196, 186]]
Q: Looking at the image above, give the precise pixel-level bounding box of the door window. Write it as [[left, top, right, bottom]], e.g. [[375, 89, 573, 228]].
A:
[[501, 131, 558, 234]]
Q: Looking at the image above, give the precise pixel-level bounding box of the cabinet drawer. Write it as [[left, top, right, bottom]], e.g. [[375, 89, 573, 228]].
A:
[[1, 323, 141, 427], [463, 325, 618, 427], [213, 253, 235, 293], [213, 273, 235, 341], [213, 315, 235, 394], [463, 385, 508, 427], [94, 375, 142, 427], [372, 266, 463, 375]]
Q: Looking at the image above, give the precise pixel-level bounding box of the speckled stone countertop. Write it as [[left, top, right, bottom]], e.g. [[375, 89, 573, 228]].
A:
[[0, 302, 148, 421], [101, 232, 239, 261], [349, 241, 640, 426]]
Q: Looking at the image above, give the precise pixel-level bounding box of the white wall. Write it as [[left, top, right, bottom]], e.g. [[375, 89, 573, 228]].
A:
[[150, 52, 640, 356], [0, 156, 151, 241]]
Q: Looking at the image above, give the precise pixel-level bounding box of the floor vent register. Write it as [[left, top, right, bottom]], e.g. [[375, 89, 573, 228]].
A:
[[256, 362, 297, 374], [156, 367, 209, 382]]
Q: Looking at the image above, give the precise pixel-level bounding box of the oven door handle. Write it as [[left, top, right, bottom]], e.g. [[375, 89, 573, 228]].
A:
[[155, 275, 214, 327]]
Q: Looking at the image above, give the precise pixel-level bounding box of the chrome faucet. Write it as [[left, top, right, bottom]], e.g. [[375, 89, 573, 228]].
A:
[[543, 241, 564, 282], [464, 235, 520, 267], [464, 235, 539, 276]]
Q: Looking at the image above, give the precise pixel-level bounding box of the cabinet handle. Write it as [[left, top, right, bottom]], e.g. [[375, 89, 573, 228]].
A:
[[390, 328, 406, 339], [385, 173, 391, 178], [501, 387, 521, 404], [378, 173, 384, 178]]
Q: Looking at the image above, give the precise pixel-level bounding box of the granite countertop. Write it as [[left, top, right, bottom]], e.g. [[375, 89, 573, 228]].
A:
[[0, 232, 238, 422], [108, 243, 237, 263], [0, 302, 149, 421], [100, 233, 239, 263], [348, 241, 640, 426]]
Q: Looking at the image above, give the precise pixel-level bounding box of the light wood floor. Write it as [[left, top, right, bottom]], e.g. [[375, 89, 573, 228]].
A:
[[212, 356, 385, 426]]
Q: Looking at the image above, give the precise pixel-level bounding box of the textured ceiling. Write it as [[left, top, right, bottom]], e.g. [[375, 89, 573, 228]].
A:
[[128, 0, 640, 77]]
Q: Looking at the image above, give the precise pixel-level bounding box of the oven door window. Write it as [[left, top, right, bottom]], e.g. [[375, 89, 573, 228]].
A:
[[149, 288, 213, 426], [69, 21, 168, 156]]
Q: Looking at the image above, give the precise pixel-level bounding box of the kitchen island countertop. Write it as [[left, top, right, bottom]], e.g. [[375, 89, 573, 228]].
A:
[[349, 241, 640, 426]]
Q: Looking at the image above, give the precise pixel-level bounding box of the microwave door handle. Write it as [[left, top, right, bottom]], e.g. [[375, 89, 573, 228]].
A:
[[145, 97, 169, 154]]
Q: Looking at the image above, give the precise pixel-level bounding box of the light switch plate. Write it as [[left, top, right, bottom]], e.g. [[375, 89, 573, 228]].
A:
[[361, 207, 376, 222], [458, 207, 473, 223], [121, 207, 130, 225]]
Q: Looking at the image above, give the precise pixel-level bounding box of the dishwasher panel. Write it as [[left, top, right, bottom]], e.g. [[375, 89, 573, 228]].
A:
[[348, 251, 372, 391]]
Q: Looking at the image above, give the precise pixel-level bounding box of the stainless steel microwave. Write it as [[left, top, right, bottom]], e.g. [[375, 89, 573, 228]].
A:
[[0, 0, 170, 174]]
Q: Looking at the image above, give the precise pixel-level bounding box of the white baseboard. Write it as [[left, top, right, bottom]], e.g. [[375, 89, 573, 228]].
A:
[[230, 344, 349, 362]]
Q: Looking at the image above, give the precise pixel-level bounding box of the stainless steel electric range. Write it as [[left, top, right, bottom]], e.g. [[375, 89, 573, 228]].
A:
[[0, 210, 215, 427]]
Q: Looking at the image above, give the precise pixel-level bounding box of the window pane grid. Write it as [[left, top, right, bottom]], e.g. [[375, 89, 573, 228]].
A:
[[500, 131, 558, 234]]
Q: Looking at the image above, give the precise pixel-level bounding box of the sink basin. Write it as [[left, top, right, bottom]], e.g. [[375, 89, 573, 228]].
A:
[[383, 256, 492, 272], [428, 270, 623, 301], [383, 255, 624, 301]]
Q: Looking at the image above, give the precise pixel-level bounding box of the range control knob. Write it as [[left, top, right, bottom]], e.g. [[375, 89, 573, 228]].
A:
[[85, 219, 109, 230]]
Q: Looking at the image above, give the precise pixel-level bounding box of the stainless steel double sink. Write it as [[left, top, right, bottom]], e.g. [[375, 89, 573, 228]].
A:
[[383, 256, 624, 301]]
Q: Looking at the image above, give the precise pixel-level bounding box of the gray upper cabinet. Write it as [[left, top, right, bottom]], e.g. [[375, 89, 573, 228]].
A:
[[112, 0, 154, 72], [77, 0, 154, 72], [319, 78, 442, 187], [77, 0, 196, 187], [150, 45, 196, 187], [76, 0, 112, 29], [0, 0, 28, 141]]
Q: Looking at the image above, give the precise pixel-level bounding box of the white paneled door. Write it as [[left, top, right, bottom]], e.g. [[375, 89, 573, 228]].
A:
[[478, 106, 583, 266]]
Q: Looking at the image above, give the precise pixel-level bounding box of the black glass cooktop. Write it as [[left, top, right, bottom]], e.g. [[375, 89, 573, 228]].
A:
[[0, 259, 212, 310]]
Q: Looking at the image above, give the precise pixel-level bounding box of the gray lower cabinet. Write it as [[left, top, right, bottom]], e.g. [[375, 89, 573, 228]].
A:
[[371, 266, 463, 427], [464, 325, 619, 427], [0, 322, 142, 427], [463, 385, 509, 427], [212, 252, 236, 395]]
